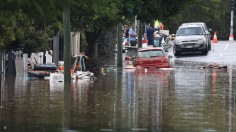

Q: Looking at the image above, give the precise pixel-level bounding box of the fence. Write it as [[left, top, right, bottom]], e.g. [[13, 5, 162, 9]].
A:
[[0, 49, 26, 77], [5, 49, 25, 75]]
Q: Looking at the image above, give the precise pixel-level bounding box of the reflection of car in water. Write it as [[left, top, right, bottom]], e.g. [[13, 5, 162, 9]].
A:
[[135, 68, 171, 79], [133, 47, 171, 68], [173, 68, 210, 113], [135, 67, 172, 88], [174, 68, 209, 89], [123, 66, 172, 131]]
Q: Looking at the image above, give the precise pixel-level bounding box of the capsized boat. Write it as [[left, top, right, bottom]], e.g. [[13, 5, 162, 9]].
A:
[[28, 70, 51, 78], [28, 63, 57, 78]]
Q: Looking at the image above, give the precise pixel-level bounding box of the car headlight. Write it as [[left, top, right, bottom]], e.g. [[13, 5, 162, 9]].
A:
[[197, 39, 205, 44], [175, 40, 182, 45]]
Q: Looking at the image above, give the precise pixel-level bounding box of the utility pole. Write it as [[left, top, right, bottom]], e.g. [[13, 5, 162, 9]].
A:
[[63, 0, 71, 82], [117, 23, 123, 68], [229, 0, 234, 41], [137, 20, 143, 49]]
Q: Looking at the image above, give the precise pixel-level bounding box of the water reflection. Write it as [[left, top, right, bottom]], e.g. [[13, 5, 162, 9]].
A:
[[0, 64, 235, 131], [0, 74, 3, 131]]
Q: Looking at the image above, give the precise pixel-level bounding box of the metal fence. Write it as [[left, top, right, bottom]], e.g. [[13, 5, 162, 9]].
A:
[[0, 49, 24, 76]]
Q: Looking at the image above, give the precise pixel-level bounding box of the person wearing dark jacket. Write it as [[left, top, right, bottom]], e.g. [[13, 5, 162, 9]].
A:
[[145, 24, 155, 46]]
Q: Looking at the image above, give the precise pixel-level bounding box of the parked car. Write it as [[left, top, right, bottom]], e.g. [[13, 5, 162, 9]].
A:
[[133, 47, 171, 68], [173, 22, 211, 56]]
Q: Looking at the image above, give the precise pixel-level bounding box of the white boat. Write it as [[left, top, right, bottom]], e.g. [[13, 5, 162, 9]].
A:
[[49, 71, 96, 82]]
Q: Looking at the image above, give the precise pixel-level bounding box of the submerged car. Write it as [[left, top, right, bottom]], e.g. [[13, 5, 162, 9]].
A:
[[173, 23, 211, 56], [133, 47, 171, 68]]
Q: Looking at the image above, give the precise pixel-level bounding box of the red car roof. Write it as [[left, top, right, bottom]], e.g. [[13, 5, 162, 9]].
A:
[[138, 47, 164, 52]]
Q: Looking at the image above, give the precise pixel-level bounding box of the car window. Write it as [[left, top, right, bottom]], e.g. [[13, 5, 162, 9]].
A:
[[201, 26, 207, 34], [138, 50, 164, 58], [176, 27, 203, 36]]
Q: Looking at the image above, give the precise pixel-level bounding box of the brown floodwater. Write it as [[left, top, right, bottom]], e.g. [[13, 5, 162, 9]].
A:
[[0, 61, 235, 132]]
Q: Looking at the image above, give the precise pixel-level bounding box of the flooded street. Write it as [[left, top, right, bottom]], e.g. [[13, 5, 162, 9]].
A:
[[0, 61, 236, 132]]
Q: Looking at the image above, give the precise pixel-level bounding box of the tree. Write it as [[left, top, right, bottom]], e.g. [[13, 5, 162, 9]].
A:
[[70, 0, 190, 61], [0, 0, 62, 52], [0, 0, 190, 62], [167, 0, 231, 39]]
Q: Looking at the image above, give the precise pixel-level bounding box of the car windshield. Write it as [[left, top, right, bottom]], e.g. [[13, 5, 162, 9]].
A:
[[176, 27, 203, 36], [138, 50, 164, 58]]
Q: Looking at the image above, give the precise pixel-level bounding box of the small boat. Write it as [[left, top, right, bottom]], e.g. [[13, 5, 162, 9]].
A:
[[33, 64, 57, 71]]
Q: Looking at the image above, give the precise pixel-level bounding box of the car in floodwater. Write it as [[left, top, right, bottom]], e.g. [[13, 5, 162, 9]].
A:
[[173, 23, 211, 56], [133, 47, 171, 68]]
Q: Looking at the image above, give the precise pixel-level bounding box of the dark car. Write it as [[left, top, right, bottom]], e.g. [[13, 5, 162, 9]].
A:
[[133, 47, 171, 68]]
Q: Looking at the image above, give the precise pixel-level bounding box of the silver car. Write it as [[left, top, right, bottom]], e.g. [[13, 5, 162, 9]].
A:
[[173, 23, 211, 56], [182, 22, 212, 47]]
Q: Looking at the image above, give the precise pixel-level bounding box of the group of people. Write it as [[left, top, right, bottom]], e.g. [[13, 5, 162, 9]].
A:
[[123, 22, 165, 47], [123, 25, 137, 46]]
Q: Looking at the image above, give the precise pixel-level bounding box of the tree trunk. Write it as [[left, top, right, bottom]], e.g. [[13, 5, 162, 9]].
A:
[[85, 30, 101, 61]]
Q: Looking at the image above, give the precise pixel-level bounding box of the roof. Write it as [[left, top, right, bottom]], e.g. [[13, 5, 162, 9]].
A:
[[179, 23, 202, 28], [181, 22, 206, 28], [181, 22, 206, 25], [139, 47, 164, 52]]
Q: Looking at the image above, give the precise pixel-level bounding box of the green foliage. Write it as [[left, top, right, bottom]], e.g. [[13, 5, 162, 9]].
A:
[[0, 0, 203, 56], [167, 0, 231, 38], [116, 0, 188, 23], [0, 10, 27, 47], [20, 25, 55, 54], [0, 0, 62, 52], [71, 0, 120, 32]]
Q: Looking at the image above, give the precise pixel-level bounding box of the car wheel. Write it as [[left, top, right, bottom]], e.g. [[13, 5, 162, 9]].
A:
[[208, 42, 211, 51], [202, 45, 208, 55], [173, 46, 181, 56]]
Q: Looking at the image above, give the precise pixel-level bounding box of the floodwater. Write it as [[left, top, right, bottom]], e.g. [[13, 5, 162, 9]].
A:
[[0, 61, 236, 132]]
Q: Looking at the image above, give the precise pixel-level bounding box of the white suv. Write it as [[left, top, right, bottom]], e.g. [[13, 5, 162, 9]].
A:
[[173, 23, 211, 56]]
